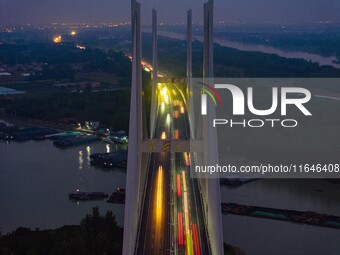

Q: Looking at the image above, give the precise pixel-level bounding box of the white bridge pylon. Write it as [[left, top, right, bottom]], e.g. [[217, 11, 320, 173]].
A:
[[123, 1, 224, 255]]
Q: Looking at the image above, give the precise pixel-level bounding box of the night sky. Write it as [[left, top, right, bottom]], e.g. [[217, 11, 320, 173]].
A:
[[1, 0, 340, 25]]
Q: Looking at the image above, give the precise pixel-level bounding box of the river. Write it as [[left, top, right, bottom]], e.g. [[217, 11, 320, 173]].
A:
[[151, 30, 340, 69], [221, 179, 340, 255], [1, 141, 340, 254], [0, 140, 126, 234]]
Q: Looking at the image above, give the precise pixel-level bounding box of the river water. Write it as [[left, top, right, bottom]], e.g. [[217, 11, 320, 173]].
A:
[[153, 30, 340, 69], [221, 180, 340, 255], [1, 141, 340, 254], [0, 140, 126, 234]]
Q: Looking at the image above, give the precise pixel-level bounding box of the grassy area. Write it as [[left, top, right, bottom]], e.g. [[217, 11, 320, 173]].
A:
[[77, 72, 119, 85], [0, 89, 131, 130], [0, 81, 61, 95]]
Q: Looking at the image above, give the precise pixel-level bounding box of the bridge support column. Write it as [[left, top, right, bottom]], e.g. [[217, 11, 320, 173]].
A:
[[150, 9, 158, 138], [123, 1, 143, 254], [187, 9, 196, 139], [202, 1, 224, 254]]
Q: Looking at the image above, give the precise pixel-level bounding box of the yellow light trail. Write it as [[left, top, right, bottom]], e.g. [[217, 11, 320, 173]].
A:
[[186, 232, 194, 255], [159, 86, 170, 104], [161, 102, 165, 113], [183, 191, 189, 232], [182, 170, 187, 192], [162, 87, 168, 95], [166, 113, 171, 125], [184, 152, 191, 166], [180, 106, 185, 114], [164, 93, 169, 104], [156, 166, 164, 222]]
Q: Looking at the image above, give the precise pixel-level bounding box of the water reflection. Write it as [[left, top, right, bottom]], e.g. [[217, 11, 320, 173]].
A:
[[86, 146, 91, 166], [0, 140, 126, 234], [78, 150, 83, 170], [106, 144, 110, 153]]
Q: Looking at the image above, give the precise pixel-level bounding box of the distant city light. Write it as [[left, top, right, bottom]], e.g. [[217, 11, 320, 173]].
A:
[[71, 31, 77, 36], [53, 36, 62, 43]]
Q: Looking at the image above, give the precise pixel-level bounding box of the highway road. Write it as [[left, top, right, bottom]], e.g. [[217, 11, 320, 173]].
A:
[[136, 83, 210, 255]]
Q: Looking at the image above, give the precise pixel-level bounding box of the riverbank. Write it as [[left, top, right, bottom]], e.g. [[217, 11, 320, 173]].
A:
[[151, 29, 340, 69]]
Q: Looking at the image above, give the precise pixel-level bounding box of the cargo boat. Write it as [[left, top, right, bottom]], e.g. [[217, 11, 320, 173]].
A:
[[107, 188, 126, 204], [222, 203, 340, 229], [90, 150, 127, 168], [68, 191, 109, 201], [54, 134, 99, 147], [220, 178, 259, 187], [102, 134, 128, 144]]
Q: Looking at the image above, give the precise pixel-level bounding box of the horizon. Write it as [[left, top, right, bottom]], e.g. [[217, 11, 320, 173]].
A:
[[1, 0, 340, 26]]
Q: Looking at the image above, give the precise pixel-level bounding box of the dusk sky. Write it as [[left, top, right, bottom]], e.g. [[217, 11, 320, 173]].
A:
[[1, 0, 340, 25]]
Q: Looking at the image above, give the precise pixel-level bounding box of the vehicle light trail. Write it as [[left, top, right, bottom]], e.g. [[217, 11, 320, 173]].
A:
[[166, 113, 171, 125], [186, 232, 194, 255], [192, 223, 201, 255], [161, 86, 169, 104], [182, 170, 195, 255], [183, 191, 190, 232], [177, 174, 181, 197], [180, 106, 185, 114], [184, 152, 191, 166], [178, 212, 184, 245], [174, 129, 179, 139], [161, 102, 165, 113], [156, 166, 164, 222], [135, 62, 211, 254], [182, 170, 187, 192]]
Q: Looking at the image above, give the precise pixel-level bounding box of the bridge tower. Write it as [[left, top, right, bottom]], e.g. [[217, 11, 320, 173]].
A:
[[200, 1, 224, 254], [150, 8, 158, 138], [123, 1, 223, 254], [122, 1, 143, 254]]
